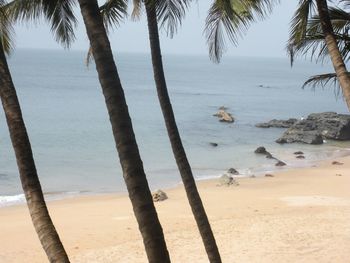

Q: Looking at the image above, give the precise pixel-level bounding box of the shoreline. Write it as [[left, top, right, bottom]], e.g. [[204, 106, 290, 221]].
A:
[[1, 145, 350, 208], [1, 156, 350, 262]]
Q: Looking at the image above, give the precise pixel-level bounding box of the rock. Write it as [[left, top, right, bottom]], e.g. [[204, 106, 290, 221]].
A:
[[227, 168, 239, 175], [213, 109, 234, 123], [152, 190, 168, 202], [256, 118, 298, 128], [276, 130, 323, 145], [276, 112, 350, 144], [275, 160, 286, 167], [255, 146, 267, 154], [265, 152, 277, 159], [294, 151, 304, 155], [250, 174, 256, 178], [217, 174, 239, 186], [336, 173, 343, 176], [296, 155, 305, 159], [332, 161, 344, 165], [209, 142, 218, 147], [265, 173, 274, 177], [218, 106, 228, 110]]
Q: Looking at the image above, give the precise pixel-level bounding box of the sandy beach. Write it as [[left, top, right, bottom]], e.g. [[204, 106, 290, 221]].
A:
[[1, 156, 350, 263]]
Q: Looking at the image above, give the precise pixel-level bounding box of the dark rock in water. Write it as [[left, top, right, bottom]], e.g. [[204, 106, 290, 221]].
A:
[[227, 168, 239, 175], [255, 146, 267, 154], [276, 112, 350, 144], [256, 118, 298, 128], [275, 160, 286, 166], [294, 151, 304, 155], [213, 109, 234, 123], [296, 155, 305, 159], [332, 161, 344, 165], [218, 106, 228, 110], [265, 173, 274, 177], [209, 142, 218, 147], [276, 130, 323, 145]]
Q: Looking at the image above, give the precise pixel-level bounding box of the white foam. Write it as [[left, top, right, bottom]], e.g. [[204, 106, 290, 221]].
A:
[[0, 194, 25, 207]]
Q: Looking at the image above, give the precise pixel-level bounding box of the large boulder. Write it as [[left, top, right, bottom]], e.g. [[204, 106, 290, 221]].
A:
[[276, 130, 323, 145], [213, 109, 234, 123], [276, 112, 350, 144], [256, 118, 298, 128]]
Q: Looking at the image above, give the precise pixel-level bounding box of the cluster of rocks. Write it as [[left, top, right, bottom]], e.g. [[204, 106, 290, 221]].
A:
[[213, 107, 234, 123], [256, 112, 350, 145], [254, 146, 286, 166]]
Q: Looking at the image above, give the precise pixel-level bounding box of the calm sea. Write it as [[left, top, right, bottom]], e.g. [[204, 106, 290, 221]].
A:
[[1, 49, 349, 205]]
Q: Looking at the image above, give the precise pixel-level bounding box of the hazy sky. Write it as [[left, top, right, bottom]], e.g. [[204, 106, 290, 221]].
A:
[[14, 1, 297, 58]]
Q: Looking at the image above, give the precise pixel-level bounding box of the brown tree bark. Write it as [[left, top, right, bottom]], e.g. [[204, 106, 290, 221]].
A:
[[316, 0, 350, 110], [145, 2, 222, 262], [0, 44, 69, 262], [77, 0, 170, 262]]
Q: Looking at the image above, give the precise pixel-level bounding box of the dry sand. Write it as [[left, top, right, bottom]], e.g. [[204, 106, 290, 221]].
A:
[[1, 156, 350, 262]]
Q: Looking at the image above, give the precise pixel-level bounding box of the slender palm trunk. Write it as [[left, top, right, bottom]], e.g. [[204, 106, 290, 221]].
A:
[[145, 3, 221, 263], [0, 45, 69, 262], [77, 1, 170, 262], [316, 0, 350, 110]]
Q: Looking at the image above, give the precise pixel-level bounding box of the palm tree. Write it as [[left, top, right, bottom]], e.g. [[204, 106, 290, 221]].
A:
[[288, 0, 350, 108], [141, 0, 223, 261], [0, 1, 70, 262], [99, 0, 223, 261], [77, 0, 170, 262]]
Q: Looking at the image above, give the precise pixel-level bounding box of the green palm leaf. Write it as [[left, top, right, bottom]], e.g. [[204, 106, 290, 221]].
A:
[[0, 1, 15, 54], [7, 0, 77, 48], [205, 0, 277, 63]]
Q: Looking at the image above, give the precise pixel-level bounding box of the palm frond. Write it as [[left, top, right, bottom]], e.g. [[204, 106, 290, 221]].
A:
[[288, 0, 315, 65], [153, 0, 191, 38], [131, 0, 142, 21], [0, 1, 15, 55], [301, 72, 350, 97], [100, 0, 128, 33], [288, 5, 350, 64], [205, 0, 278, 63], [7, 0, 77, 48]]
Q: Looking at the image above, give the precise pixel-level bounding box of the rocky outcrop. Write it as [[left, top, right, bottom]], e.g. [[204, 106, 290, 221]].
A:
[[209, 142, 218, 147], [254, 146, 268, 154], [213, 109, 234, 123], [256, 118, 298, 128], [276, 112, 350, 144], [276, 130, 323, 145], [152, 190, 168, 202]]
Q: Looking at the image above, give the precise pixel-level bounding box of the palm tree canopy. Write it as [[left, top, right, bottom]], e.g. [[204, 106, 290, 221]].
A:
[[205, 0, 278, 63], [6, 0, 78, 48], [288, 1, 350, 64], [0, 0, 15, 54], [287, 0, 350, 90]]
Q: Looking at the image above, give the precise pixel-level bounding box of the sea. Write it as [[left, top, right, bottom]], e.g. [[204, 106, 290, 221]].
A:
[[1, 49, 349, 206]]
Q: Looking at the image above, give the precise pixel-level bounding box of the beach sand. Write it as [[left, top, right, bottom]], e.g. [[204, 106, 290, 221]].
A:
[[1, 156, 350, 263]]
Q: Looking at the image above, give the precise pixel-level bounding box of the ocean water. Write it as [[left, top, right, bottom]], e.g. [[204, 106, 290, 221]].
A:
[[1, 49, 349, 205]]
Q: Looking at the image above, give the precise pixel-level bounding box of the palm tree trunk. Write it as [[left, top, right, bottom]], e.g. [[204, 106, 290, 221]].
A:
[[0, 45, 69, 262], [316, 0, 350, 110], [145, 3, 222, 263], [77, 1, 170, 262]]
